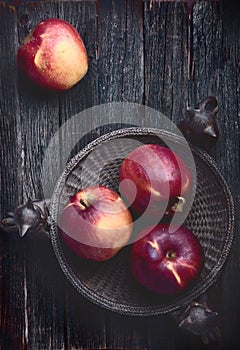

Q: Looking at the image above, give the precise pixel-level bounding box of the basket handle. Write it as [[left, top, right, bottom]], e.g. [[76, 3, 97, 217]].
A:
[[178, 96, 219, 151], [170, 292, 222, 346], [0, 198, 51, 239]]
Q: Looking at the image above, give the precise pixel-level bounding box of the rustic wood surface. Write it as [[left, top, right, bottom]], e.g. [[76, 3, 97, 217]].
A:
[[0, 0, 239, 349]]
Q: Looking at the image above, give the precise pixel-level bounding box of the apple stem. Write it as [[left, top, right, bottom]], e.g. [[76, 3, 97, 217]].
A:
[[79, 199, 88, 209], [166, 250, 176, 259], [171, 196, 186, 213]]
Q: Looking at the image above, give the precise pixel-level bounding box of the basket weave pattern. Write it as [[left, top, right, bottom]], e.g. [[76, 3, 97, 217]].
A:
[[50, 128, 235, 316]]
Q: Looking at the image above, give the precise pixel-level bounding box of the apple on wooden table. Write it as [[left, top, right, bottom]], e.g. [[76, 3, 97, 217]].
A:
[[17, 18, 88, 91]]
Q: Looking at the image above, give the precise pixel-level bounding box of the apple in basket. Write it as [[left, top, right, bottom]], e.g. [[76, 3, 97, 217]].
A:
[[58, 185, 133, 261], [119, 144, 192, 221], [17, 18, 88, 91], [130, 223, 204, 295]]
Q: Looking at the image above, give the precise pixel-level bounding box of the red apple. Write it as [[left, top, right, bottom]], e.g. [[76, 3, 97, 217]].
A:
[[119, 144, 192, 221], [17, 18, 88, 91], [130, 224, 204, 295], [58, 185, 133, 261]]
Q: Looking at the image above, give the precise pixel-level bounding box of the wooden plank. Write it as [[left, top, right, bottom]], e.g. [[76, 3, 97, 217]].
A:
[[188, 1, 223, 108], [98, 0, 144, 105], [0, 4, 27, 350], [104, 314, 149, 350], [185, 1, 240, 349], [17, 0, 62, 199], [15, 1, 66, 348], [0, 5, 22, 215], [144, 0, 189, 126], [97, 0, 144, 132], [63, 283, 108, 350]]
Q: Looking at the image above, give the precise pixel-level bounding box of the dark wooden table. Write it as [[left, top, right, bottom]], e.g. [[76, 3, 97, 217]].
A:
[[0, 0, 239, 349]]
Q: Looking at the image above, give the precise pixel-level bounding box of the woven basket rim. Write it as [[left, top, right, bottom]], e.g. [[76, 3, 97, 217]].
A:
[[49, 127, 235, 316]]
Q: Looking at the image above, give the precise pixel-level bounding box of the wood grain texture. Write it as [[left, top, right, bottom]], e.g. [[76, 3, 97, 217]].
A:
[[15, 1, 65, 348], [189, 6, 240, 350], [0, 1, 239, 349], [144, 0, 189, 125], [0, 5, 26, 349]]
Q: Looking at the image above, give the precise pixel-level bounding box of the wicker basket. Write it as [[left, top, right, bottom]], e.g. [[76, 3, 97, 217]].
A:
[[49, 127, 235, 316]]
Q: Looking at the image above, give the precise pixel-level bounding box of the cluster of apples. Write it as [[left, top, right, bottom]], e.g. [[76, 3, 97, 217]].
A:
[[59, 144, 204, 296], [17, 18, 204, 296]]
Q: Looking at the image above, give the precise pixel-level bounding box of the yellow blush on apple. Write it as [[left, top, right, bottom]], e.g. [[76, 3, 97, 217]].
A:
[[17, 18, 88, 91]]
